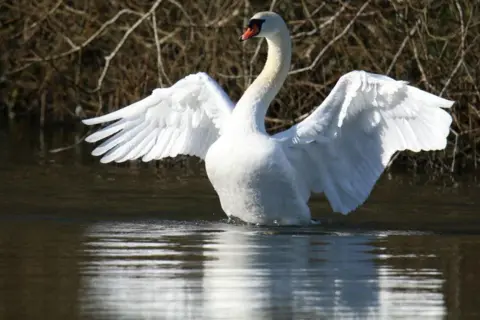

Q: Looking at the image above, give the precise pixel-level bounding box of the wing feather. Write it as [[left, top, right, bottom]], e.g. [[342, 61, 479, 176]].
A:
[[142, 129, 166, 162], [92, 117, 149, 159], [274, 70, 454, 214], [120, 127, 159, 162], [83, 72, 234, 162]]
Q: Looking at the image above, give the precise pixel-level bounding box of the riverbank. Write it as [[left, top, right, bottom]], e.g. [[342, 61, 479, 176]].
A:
[[1, 0, 478, 172]]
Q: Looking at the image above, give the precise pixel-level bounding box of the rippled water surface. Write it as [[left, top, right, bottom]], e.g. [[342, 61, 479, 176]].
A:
[[1, 123, 480, 319]]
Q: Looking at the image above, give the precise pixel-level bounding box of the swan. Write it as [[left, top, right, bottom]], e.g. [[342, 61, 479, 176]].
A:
[[82, 11, 453, 226]]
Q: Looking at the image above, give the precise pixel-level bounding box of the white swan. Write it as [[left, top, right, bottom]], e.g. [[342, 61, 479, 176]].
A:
[[83, 11, 453, 226]]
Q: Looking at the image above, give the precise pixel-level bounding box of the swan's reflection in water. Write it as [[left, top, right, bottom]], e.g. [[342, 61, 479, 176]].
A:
[[80, 222, 445, 319]]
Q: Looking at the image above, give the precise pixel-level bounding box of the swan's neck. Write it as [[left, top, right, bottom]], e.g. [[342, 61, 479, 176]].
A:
[[232, 30, 291, 133]]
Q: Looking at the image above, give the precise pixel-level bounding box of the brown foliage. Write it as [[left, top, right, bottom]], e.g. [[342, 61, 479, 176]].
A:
[[0, 0, 479, 171]]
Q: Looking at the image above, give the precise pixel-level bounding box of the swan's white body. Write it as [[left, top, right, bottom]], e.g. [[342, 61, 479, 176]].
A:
[[83, 12, 454, 226], [206, 132, 311, 225]]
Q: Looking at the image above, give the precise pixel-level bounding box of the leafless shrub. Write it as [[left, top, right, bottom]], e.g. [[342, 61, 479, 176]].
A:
[[0, 0, 479, 172]]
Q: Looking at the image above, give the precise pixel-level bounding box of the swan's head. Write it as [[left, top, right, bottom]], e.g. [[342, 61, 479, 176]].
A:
[[240, 11, 286, 41]]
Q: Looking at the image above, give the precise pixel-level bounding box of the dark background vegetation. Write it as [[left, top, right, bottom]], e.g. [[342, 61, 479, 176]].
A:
[[0, 0, 479, 172]]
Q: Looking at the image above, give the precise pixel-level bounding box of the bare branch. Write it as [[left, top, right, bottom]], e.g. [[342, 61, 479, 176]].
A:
[[24, 9, 142, 62], [440, 0, 467, 96], [94, 0, 165, 92], [152, 12, 173, 87], [289, 0, 372, 75], [292, 3, 346, 39], [2, 0, 479, 171], [386, 19, 421, 75]]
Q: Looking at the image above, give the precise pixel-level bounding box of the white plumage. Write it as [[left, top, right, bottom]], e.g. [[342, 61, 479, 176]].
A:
[[274, 71, 453, 214], [83, 11, 453, 225], [83, 73, 234, 163]]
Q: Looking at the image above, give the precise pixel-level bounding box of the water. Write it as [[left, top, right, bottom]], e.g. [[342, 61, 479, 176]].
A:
[[1, 122, 480, 319]]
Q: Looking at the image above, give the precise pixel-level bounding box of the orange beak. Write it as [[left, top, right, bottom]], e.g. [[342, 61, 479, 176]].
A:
[[240, 24, 259, 41]]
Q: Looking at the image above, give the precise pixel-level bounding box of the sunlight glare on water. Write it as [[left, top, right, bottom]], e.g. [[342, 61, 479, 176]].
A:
[[78, 222, 446, 319]]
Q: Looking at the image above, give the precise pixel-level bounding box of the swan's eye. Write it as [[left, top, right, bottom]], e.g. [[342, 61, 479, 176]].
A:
[[240, 19, 265, 41], [247, 19, 265, 30]]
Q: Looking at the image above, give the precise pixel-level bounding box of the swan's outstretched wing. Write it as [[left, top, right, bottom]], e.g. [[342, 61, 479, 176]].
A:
[[274, 71, 453, 214], [83, 72, 234, 163]]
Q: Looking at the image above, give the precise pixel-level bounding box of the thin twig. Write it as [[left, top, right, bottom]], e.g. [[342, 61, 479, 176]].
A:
[[291, 3, 347, 39], [152, 13, 164, 87], [440, 0, 466, 97], [386, 19, 421, 75], [410, 40, 437, 92], [151, 12, 174, 87], [23, 9, 142, 62], [289, 0, 372, 75], [450, 128, 459, 172], [94, 0, 165, 92]]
